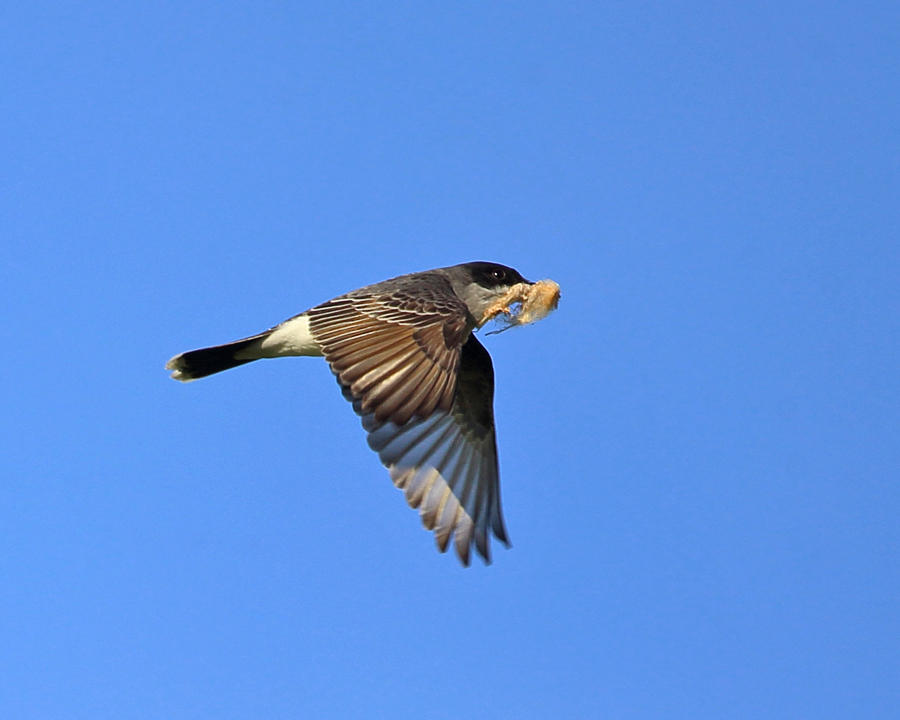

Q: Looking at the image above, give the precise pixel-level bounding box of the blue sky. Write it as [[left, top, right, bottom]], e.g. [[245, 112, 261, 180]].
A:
[[2, 2, 898, 718]]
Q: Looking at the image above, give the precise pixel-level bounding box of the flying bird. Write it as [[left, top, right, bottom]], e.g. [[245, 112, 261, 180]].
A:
[[166, 262, 558, 565]]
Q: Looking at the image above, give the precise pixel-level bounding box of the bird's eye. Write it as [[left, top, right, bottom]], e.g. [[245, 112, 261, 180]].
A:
[[490, 268, 506, 281]]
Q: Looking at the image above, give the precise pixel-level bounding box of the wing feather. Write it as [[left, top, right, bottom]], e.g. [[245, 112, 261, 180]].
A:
[[355, 336, 507, 565]]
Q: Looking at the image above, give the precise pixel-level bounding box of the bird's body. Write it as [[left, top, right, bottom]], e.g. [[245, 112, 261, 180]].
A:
[[167, 262, 556, 565]]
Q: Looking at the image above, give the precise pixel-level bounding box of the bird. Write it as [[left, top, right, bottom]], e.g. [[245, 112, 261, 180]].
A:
[[166, 261, 554, 565]]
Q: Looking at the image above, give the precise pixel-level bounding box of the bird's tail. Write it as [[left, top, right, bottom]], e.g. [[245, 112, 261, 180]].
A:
[[166, 332, 269, 382]]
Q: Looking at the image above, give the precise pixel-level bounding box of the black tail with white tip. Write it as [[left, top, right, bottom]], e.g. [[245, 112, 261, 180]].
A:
[[166, 334, 267, 382]]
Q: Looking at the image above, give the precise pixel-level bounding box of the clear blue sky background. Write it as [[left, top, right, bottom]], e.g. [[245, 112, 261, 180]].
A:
[[3, 3, 898, 718]]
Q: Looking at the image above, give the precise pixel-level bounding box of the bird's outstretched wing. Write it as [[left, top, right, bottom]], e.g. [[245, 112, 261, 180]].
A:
[[308, 277, 509, 564]]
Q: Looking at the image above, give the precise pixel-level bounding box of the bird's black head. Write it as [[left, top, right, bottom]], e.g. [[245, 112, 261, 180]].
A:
[[464, 261, 530, 289], [437, 262, 533, 326]]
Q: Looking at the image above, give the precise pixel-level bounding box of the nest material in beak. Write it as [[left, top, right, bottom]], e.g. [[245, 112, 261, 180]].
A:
[[481, 279, 561, 332]]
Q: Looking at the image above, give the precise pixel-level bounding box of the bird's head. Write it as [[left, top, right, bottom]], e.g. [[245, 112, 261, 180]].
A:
[[441, 262, 533, 326]]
